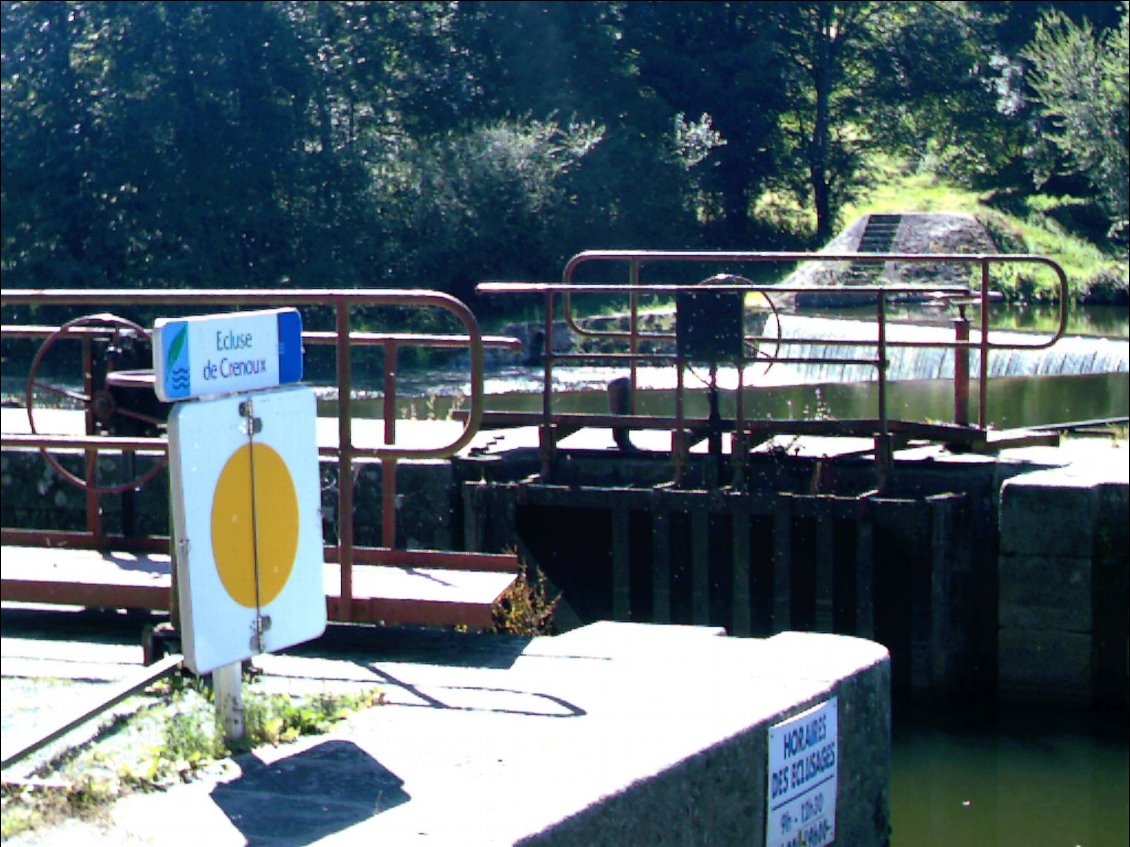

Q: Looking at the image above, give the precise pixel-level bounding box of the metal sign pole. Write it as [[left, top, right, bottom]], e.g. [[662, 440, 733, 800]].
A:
[[213, 661, 244, 744], [157, 306, 324, 748]]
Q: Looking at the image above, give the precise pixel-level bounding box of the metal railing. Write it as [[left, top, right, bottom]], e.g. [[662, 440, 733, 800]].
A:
[[480, 250, 1070, 481], [1, 288, 521, 618]]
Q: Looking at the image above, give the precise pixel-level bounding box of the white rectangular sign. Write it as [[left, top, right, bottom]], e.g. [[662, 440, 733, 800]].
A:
[[168, 385, 326, 674], [766, 697, 838, 847], [154, 308, 303, 402]]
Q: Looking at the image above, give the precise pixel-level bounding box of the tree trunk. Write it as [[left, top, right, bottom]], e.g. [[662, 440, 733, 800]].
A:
[[720, 153, 751, 247], [810, 6, 835, 245]]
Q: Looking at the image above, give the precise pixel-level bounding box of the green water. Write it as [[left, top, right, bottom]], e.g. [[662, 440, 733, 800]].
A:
[[892, 703, 1129, 847], [390, 371, 1129, 430]]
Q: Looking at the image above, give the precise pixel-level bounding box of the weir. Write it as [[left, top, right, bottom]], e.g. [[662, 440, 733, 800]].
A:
[[771, 315, 1130, 384]]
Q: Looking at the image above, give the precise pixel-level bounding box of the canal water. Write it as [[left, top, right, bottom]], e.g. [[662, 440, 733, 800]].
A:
[[891, 701, 1128, 846]]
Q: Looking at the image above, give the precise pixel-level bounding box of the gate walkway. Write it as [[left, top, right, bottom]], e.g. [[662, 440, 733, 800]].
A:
[[2, 405, 517, 631]]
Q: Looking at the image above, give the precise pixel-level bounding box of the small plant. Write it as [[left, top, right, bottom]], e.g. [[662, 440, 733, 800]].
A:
[[156, 704, 226, 780], [1, 678, 384, 838], [492, 555, 561, 636], [241, 687, 385, 748]]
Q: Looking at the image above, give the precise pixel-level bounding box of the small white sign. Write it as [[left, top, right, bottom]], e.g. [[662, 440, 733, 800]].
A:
[[766, 697, 838, 847], [154, 308, 302, 402], [168, 385, 326, 674]]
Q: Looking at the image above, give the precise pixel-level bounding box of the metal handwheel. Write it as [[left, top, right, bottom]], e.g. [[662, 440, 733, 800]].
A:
[[25, 313, 168, 494]]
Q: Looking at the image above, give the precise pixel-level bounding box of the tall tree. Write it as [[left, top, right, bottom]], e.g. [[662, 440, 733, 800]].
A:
[[770, 1, 894, 244], [2, 1, 104, 284], [1024, 1, 1129, 235], [621, 1, 787, 247]]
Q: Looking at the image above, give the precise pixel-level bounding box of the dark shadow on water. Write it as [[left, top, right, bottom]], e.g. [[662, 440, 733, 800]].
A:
[[211, 740, 408, 846]]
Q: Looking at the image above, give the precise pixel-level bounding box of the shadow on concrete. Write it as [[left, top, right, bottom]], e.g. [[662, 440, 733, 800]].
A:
[[0, 605, 164, 643], [291, 624, 533, 670], [369, 665, 588, 718], [211, 739, 408, 845]]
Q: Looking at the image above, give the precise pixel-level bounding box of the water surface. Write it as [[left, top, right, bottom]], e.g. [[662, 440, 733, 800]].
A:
[[892, 703, 1129, 847]]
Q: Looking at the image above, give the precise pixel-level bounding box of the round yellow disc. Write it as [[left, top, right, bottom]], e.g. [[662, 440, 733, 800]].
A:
[[210, 442, 299, 608]]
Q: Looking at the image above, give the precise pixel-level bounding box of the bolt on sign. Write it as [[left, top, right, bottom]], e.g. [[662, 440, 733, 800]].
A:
[[766, 698, 838, 847], [157, 310, 325, 676]]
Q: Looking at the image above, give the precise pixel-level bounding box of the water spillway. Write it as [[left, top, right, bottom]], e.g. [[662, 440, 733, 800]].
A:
[[514, 315, 1129, 395], [771, 315, 1130, 385]]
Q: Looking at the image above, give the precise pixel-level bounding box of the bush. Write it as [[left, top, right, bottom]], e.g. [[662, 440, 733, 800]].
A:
[[1079, 264, 1130, 305], [386, 117, 604, 312], [492, 557, 560, 636]]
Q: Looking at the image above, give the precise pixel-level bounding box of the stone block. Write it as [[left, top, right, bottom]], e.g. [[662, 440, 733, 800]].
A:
[[998, 553, 1092, 631], [998, 627, 1092, 705], [998, 474, 1096, 558]]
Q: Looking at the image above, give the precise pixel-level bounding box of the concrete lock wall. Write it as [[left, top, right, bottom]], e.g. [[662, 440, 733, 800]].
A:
[[998, 471, 1130, 707], [511, 629, 892, 847], [457, 450, 1009, 700], [4, 439, 1127, 708]]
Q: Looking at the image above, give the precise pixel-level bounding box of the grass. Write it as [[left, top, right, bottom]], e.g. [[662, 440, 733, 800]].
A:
[[0, 672, 384, 839]]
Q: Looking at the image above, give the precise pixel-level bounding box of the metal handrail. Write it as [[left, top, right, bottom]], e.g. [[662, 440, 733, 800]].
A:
[[560, 251, 1068, 348], [557, 250, 1069, 434], [1, 288, 522, 619], [479, 250, 1071, 482]]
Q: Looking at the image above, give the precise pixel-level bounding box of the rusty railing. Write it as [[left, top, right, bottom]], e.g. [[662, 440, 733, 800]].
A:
[[0, 288, 521, 619], [480, 250, 1069, 481]]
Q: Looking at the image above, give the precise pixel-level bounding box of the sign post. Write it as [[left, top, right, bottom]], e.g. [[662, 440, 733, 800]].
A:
[[156, 308, 325, 744], [766, 698, 839, 847]]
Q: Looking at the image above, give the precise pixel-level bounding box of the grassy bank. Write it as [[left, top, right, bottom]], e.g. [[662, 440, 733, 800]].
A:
[[837, 167, 1128, 305]]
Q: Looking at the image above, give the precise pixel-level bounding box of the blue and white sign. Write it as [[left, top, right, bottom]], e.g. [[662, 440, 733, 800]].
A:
[[154, 308, 303, 402], [766, 698, 838, 847]]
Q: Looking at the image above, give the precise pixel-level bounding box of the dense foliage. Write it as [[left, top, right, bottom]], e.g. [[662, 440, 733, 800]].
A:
[[2, 1, 1126, 309]]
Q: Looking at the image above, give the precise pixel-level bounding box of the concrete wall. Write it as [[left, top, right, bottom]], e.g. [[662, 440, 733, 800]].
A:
[[518, 630, 891, 847], [998, 468, 1129, 707]]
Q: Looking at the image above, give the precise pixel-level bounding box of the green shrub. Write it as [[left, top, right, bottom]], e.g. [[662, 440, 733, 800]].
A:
[[492, 557, 561, 636], [977, 211, 1029, 254], [1079, 264, 1130, 305]]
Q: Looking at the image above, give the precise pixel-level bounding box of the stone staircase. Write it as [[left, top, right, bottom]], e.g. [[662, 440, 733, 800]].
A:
[[840, 213, 902, 285]]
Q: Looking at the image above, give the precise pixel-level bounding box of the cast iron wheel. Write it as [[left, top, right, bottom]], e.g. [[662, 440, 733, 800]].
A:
[[25, 313, 168, 494]]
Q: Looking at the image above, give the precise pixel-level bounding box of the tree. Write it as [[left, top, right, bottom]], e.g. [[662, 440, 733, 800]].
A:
[[1024, 2, 1129, 235], [770, 1, 900, 244], [621, 1, 788, 247], [2, 1, 105, 284]]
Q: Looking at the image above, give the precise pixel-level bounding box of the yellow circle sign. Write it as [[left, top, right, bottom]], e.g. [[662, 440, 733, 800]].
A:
[[210, 442, 299, 608]]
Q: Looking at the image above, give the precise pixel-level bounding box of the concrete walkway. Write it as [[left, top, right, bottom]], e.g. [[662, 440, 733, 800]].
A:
[[2, 621, 890, 847]]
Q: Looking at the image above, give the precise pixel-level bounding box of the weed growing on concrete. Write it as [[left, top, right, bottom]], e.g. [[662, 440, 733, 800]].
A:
[[241, 687, 385, 748], [492, 555, 561, 636], [0, 676, 384, 839]]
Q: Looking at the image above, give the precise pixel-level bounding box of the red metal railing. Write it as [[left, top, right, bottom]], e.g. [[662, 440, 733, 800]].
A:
[[480, 250, 1070, 480], [1, 288, 521, 619]]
